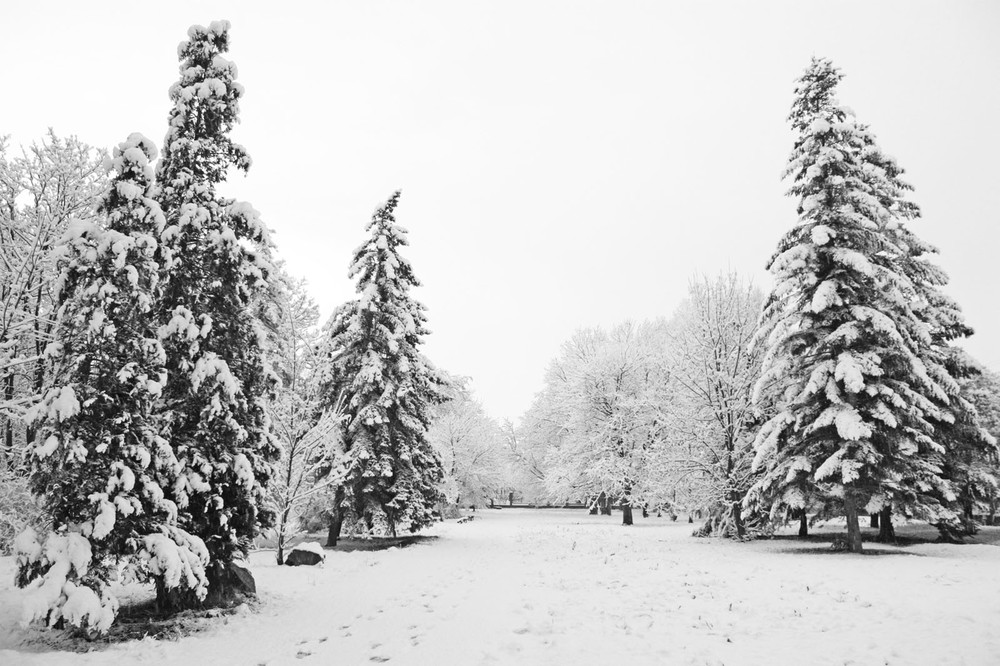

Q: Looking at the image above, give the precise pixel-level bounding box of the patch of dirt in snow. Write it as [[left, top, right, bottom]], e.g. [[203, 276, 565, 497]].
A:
[[1, 512, 999, 665]]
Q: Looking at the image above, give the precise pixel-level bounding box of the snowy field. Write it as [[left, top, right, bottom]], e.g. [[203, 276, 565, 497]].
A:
[[2, 509, 999, 665]]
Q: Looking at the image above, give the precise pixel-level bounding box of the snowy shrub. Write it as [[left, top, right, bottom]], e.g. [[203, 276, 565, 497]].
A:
[[16, 529, 118, 636], [136, 526, 210, 601]]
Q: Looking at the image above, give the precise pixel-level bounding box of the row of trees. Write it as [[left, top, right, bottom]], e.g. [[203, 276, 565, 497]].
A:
[[518, 275, 765, 533], [516, 59, 1000, 551], [5, 31, 999, 639], [4, 22, 466, 636], [9, 21, 278, 634]]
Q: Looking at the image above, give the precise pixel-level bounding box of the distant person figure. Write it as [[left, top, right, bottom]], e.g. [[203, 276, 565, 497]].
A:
[[508, 492, 514, 507]]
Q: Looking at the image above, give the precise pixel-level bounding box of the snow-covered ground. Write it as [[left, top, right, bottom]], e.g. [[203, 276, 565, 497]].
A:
[[2, 509, 998, 665]]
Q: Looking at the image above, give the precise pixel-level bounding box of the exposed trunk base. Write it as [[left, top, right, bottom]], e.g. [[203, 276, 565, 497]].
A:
[[622, 505, 633, 526], [843, 494, 863, 553], [326, 488, 347, 547], [326, 512, 344, 548], [798, 511, 808, 537], [597, 492, 612, 516], [960, 498, 978, 536], [876, 507, 895, 543], [731, 501, 746, 539]]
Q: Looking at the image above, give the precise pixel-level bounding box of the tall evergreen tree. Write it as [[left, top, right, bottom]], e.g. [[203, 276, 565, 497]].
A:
[[854, 132, 998, 540], [15, 135, 208, 635], [748, 58, 958, 552], [322, 191, 447, 541], [154, 20, 277, 603]]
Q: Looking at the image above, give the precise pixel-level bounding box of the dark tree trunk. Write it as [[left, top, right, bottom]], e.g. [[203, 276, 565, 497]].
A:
[[598, 491, 612, 516], [877, 507, 895, 543], [798, 511, 808, 537], [869, 512, 879, 528], [325, 514, 343, 548], [961, 493, 977, 536], [326, 488, 346, 547], [731, 498, 746, 539], [641, 506, 649, 519], [844, 494, 864, 553], [2, 374, 13, 465]]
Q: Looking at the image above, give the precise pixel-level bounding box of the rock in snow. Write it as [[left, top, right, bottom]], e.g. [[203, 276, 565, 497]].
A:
[[284, 542, 326, 566]]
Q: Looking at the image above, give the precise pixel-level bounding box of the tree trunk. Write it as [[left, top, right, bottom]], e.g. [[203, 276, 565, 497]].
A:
[[276, 505, 292, 565], [877, 507, 895, 543], [2, 373, 13, 465], [961, 493, 977, 536], [326, 488, 346, 547], [641, 506, 649, 519], [798, 511, 808, 537], [730, 497, 746, 539], [598, 491, 612, 516], [843, 494, 864, 553], [869, 512, 879, 528]]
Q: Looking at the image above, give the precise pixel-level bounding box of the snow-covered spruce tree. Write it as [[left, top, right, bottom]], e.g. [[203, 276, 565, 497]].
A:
[[854, 129, 998, 540], [321, 191, 447, 542], [960, 365, 1000, 526], [15, 135, 208, 635], [747, 58, 958, 553], [154, 21, 277, 604]]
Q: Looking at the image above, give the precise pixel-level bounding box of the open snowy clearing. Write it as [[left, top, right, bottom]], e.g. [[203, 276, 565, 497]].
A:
[[2, 509, 999, 665]]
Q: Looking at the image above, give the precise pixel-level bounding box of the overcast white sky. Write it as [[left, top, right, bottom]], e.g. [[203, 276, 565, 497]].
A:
[[3, 1, 998, 420]]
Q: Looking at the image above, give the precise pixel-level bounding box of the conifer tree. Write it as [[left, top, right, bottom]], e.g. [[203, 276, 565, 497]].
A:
[[15, 135, 208, 635], [855, 134, 999, 540], [154, 20, 277, 603], [322, 191, 447, 541], [748, 58, 958, 552]]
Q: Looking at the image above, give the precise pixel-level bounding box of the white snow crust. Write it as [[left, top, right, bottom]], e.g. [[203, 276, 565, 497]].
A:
[[2, 511, 999, 665]]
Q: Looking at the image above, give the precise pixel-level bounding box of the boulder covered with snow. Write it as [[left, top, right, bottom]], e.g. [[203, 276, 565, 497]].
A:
[[285, 542, 326, 566]]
